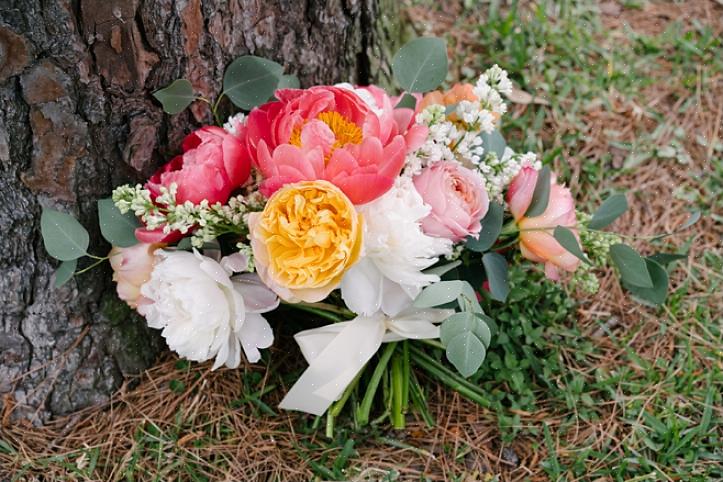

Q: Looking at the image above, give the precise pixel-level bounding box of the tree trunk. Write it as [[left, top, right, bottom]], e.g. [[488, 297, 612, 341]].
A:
[[0, 0, 399, 423]]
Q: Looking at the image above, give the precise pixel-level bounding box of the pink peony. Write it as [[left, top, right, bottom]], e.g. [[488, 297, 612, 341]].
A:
[[506, 166, 580, 280], [136, 126, 251, 243], [244, 86, 426, 205], [109, 243, 163, 309], [413, 162, 489, 242]]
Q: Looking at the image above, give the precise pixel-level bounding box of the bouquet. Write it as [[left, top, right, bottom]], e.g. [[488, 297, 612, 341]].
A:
[[40, 37, 695, 428]]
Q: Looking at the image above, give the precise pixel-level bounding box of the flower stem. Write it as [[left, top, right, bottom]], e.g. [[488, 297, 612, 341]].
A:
[[356, 342, 397, 427], [325, 369, 364, 438], [391, 349, 405, 429], [281, 302, 342, 323], [73, 256, 108, 276]]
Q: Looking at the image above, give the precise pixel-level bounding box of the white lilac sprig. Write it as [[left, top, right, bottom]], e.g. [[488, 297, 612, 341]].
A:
[[477, 148, 542, 201], [112, 183, 264, 248]]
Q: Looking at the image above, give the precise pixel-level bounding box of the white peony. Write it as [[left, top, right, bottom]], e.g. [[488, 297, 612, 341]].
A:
[[341, 177, 452, 316], [138, 250, 279, 369]]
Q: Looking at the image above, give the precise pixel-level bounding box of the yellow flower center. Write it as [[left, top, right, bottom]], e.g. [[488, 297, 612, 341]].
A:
[[254, 181, 362, 291], [288, 111, 363, 159]]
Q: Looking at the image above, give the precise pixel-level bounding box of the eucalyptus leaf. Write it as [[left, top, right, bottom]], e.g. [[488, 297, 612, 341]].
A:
[[152, 79, 195, 115], [589, 193, 628, 229], [98, 198, 139, 248], [413, 280, 466, 308], [466, 202, 503, 252], [395, 92, 417, 109], [479, 130, 507, 159], [678, 211, 701, 230], [424, 260, 461, 277], [610, 244, 653, 288], [440, 312, 492, 348], [624, 258, 669, 306], [41, 208, 89, 261], [648, 252, 687, 266], [223, 56, 283, 110], [54, 259, 77, 288], [525, 166, 551, 217], [277, 74, 300, 89], [458, 281, 483, 314], [553, 226, 590, 264], [446, 331, 486, 378], [392, 37, 448, 93], [482, 252, 509, 302]]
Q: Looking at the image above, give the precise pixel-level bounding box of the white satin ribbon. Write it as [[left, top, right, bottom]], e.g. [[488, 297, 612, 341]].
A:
[[279, 307, 453, 415]]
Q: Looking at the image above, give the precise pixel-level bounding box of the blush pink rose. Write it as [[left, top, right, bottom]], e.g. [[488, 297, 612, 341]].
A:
[[506, 166, 580, 280], [413, 162, 490, 242], [109, 243, 163, 309], [244, 86, 426, 205], [136, 126, 251, 243]]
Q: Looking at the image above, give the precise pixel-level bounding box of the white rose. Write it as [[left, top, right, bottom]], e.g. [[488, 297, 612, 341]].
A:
[[341, 177, 452, 316], [138, 250, 279, 369]]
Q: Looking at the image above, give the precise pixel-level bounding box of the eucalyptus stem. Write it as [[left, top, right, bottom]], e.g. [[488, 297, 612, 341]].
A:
[[73, 256, 108, 276], [356, 342, 397, 426]]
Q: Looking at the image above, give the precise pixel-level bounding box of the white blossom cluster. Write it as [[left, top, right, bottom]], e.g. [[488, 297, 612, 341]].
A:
[[223, 112, 246, 137], [112, 183, 265, 248], [403, 65, 514, 177], [477, 147, 542, 201]]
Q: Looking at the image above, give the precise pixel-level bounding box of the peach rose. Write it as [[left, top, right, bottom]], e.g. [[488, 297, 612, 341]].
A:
[[413, 162, 489, 242], [506, 166, 580, 280], [248, 180, 362, 303], [418, 83, 477, 111], [109, 243, 163, 309]]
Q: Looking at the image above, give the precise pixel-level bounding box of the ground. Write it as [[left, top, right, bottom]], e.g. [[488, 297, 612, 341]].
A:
[[1, 1, 722, 480]]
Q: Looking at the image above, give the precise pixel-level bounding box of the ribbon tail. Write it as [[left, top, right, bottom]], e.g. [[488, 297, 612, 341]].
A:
[[279, 316, 385, 415]]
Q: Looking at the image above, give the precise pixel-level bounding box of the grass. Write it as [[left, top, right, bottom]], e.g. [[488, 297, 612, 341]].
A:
[[2, 0, 722, 480]]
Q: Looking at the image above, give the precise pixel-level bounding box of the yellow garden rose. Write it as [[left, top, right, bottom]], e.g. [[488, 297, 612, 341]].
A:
[[248, 180, 363, 303]]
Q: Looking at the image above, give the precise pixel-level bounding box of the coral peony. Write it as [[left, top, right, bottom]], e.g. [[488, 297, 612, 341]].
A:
[[248, 180, 362, 303], [413, 162, 489, 242], [245, 86, 424, 205], [506, 166, 580, 280]]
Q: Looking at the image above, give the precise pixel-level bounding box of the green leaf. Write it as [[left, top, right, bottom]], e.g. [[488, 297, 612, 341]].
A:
[[223, 56, 283, 110], [41, 208, 89, 261], [678, 211, 701, 230], [525, 166, 551, 217], [277, 74, 300, 89], [458, 281, 483, 313], [553, 226, 590, 264], [588, 193, 628, 229], [479, 130, 507, 159], [54, 259, 77, 288], [98, 198, 139, 248], [414, 280, 466, 308], [424, 260, 461, 277], [482, 252, 509, 302], [466, 202, 503, 252], [392, 37, 448, 93], [648, 252, 687, 266], [440, 312, 492, 348], [395, 92, 417, 109], [152, 79, 195, 115], [624, 258, 669, 306], [446, 331, 486, 378], [610, 244, 653, 288]]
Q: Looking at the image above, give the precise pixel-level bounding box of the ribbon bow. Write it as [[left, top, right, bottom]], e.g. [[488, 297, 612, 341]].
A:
[[279, 306, 453, 415]]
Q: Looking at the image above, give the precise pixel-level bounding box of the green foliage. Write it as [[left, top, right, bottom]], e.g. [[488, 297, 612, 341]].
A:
[[54, 259, 77, 288], [610, 243, 654, 288], [479, 129, 507, 158], [588, 193, 628, 229], [223, 56, 283, 109], [445, 331, 486, 377], [482, 252, 509, 302], [392, 37, 448, 93], [413, 280, 467, 308], [98, 198, 139, 248], [466, 202, 503, 252], [41, 208, 89, 261], [623, 257, 669, 306], [552, 226, 590, 264], [277, 74, 300, 89], [152, 79, 195, 115], [524, 165, 551, 217]]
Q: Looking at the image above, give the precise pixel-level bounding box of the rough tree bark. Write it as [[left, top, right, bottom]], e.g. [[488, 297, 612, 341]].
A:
[[0, 0, 399, 423]]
